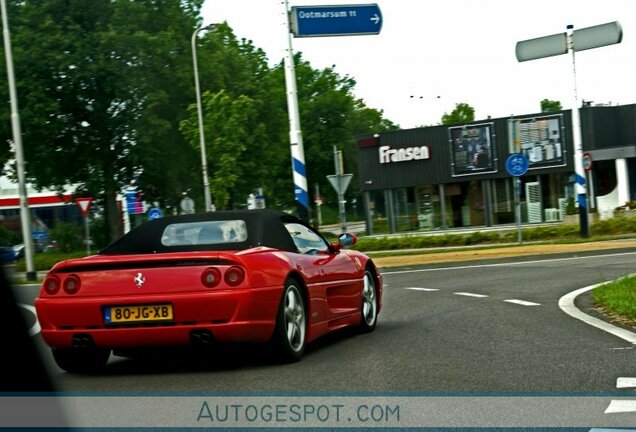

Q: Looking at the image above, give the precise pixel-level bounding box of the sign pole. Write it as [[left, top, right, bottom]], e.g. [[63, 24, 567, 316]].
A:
[[314, 183, 322, 226], [76, 198, 94, 255], [84, 215, 90, 256], [567, 25, 589, 238], [515, 178, 522, 244], [333, 145, 347, 233], [282, 0, 309, 222], [505, 152, 529, 244], [284, 3, 382, 222], [516, 21, 622, 238]]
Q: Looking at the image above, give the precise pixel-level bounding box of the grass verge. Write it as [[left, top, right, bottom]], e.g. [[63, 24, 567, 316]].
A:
[[593, 275, 636, 327]]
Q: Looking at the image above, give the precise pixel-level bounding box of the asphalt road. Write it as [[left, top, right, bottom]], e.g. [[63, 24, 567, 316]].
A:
[[14, 248, 636, 397]]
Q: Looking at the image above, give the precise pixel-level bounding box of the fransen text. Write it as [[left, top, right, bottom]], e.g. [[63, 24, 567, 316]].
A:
[[379, 145, 430, 164]]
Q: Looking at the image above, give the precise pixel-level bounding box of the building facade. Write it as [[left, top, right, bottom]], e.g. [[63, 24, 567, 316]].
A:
[[356, 103, 636, 234]]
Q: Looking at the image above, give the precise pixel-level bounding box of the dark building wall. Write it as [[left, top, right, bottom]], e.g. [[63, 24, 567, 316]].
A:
[[617, 104, 636, 147], [580, 103, 636, 150], [358, 111, 575, 191], [580, 105, 619, 149]]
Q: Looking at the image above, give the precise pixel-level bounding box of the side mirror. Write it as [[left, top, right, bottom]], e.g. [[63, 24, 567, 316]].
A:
[[337, 233, 357, 248]]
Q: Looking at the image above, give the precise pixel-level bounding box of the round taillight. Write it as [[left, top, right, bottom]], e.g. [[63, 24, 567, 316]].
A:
[[43, 275, 60, 295], [63, 274, 81, 294], [201, 267, 222, 288], [224, 266, 245, 287]]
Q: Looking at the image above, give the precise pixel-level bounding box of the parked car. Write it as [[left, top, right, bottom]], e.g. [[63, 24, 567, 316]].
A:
[[0, 245, 16, 263], [35, 209, 383, 373], [13, 241, 46, 259], [12, 244, 24, 260]]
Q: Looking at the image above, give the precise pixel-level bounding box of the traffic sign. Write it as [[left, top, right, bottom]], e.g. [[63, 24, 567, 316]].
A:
[[148, 208, 163, 220], [125, 187, 144, 215], [327, 174, 353, 195], [76, 197, 93, 217], [582, 152, 593, 172], [290, 4, 382, 38], [505, 153, 529, 177], [180, 196, 195, 214]]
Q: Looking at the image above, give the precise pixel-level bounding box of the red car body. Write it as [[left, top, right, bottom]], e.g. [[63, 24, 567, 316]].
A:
[[35, 209, 382, 371]]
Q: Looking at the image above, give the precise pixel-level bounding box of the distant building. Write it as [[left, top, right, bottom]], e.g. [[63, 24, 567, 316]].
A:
[[356, 103, 636, 234], [0, 173, 78, 240]]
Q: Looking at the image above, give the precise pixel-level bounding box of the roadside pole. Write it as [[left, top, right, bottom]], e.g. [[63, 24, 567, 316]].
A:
[[76, 198, 93, 256], [1, 0, 35, 280], [282, 0, 309, 222], [515, 21, 623, 238], [327, 146, 353, 234], [283, 3, 382, 223], [505, 152, 529, 244]]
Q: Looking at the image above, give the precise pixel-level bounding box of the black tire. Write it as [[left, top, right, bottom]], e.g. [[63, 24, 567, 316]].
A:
[[52, 348, 110, 374], [359, 270, 378, 333], [272, 278, 307, 362]]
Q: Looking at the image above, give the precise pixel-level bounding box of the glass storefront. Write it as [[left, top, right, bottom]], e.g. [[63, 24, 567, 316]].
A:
[[364, 172, 574, 235]]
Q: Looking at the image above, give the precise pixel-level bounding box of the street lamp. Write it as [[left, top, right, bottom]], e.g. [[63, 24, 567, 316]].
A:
[[191, 23, 217, 212], [1, 0, 36, 280]]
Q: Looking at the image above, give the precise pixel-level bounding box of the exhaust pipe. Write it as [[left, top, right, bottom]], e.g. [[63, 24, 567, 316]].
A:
[[71, 334, 94, 349], [190, 329, 214, 346]]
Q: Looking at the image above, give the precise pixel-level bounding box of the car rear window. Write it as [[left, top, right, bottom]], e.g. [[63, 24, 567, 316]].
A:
[[161, 220, 248, 246]]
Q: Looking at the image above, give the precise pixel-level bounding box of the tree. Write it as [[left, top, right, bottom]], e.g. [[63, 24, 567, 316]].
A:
[[180, 49, 397, 214], [2, 2, 397, 230], [0, 0, 203, 242], [441, 103, 475, 125], [540, 99, 562, 113], [186, 24, 291, 210], [180, 90, 258, 209]]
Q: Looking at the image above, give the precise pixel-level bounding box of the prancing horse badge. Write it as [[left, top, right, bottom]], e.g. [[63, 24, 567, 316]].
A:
[[133, 272, 145, 288]]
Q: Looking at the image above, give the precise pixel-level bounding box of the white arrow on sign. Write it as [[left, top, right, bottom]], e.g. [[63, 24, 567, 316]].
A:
[[370, 13, 380, 24], [327, 174, 353, 195]]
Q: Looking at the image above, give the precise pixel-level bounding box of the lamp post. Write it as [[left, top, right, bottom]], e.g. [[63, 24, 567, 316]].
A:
[[1, 0, 36, 280], [191, 23, 217, 212]]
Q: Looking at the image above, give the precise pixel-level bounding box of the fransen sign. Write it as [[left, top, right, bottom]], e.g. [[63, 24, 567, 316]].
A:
[[379, 145, 430, 164]]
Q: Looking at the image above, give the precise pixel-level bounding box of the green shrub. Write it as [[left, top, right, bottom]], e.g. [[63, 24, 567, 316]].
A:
[[15, 251, 85, 272], [50, 221, 83, 253]]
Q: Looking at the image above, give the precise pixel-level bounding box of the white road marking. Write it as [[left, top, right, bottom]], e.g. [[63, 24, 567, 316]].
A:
[[591, 429, 636, 432], [503, 299, 541, 306], [405, 287, 439, 292], [382, 251, 636, 275], [382, 252, 636, 345], [617, 377, 636, 388], [604, 400, 636, 413], [558, 282, 636, 345], [18, 304, 41, 336], [454, 292, 488, 298]]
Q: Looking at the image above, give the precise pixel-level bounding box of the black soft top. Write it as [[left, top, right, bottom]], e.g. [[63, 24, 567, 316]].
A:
[[101, 209, 302, 255]]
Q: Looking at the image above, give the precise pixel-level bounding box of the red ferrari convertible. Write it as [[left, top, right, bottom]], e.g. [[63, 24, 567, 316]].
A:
[[35, 209, 382, 372]]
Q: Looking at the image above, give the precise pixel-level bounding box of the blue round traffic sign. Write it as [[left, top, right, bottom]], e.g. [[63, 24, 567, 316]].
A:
[[148, 208, 163, 220], [505, 153, 529, 177]]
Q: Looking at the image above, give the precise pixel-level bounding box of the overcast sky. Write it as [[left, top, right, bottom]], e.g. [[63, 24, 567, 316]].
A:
[[201, 0, 634, 129]]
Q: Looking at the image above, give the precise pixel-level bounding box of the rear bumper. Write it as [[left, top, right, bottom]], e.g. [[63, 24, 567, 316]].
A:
[[36, 286, 282, 349]]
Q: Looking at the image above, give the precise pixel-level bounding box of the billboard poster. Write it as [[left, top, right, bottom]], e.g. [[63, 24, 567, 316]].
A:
[[510, 114, 565, 169], [449, 123, 497, 176]]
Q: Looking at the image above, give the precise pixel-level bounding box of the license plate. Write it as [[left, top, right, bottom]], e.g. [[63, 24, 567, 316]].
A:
[[104, 304, 173, 324]]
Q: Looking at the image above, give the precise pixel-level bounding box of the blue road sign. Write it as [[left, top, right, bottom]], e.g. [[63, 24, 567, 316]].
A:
[[291, 4, 382, 38], [505, 153, 530, 177], [148, 208, 163, 220]]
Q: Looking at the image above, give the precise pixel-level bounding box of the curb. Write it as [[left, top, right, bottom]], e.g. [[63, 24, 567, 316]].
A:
[[558, 281, 636, 345]]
